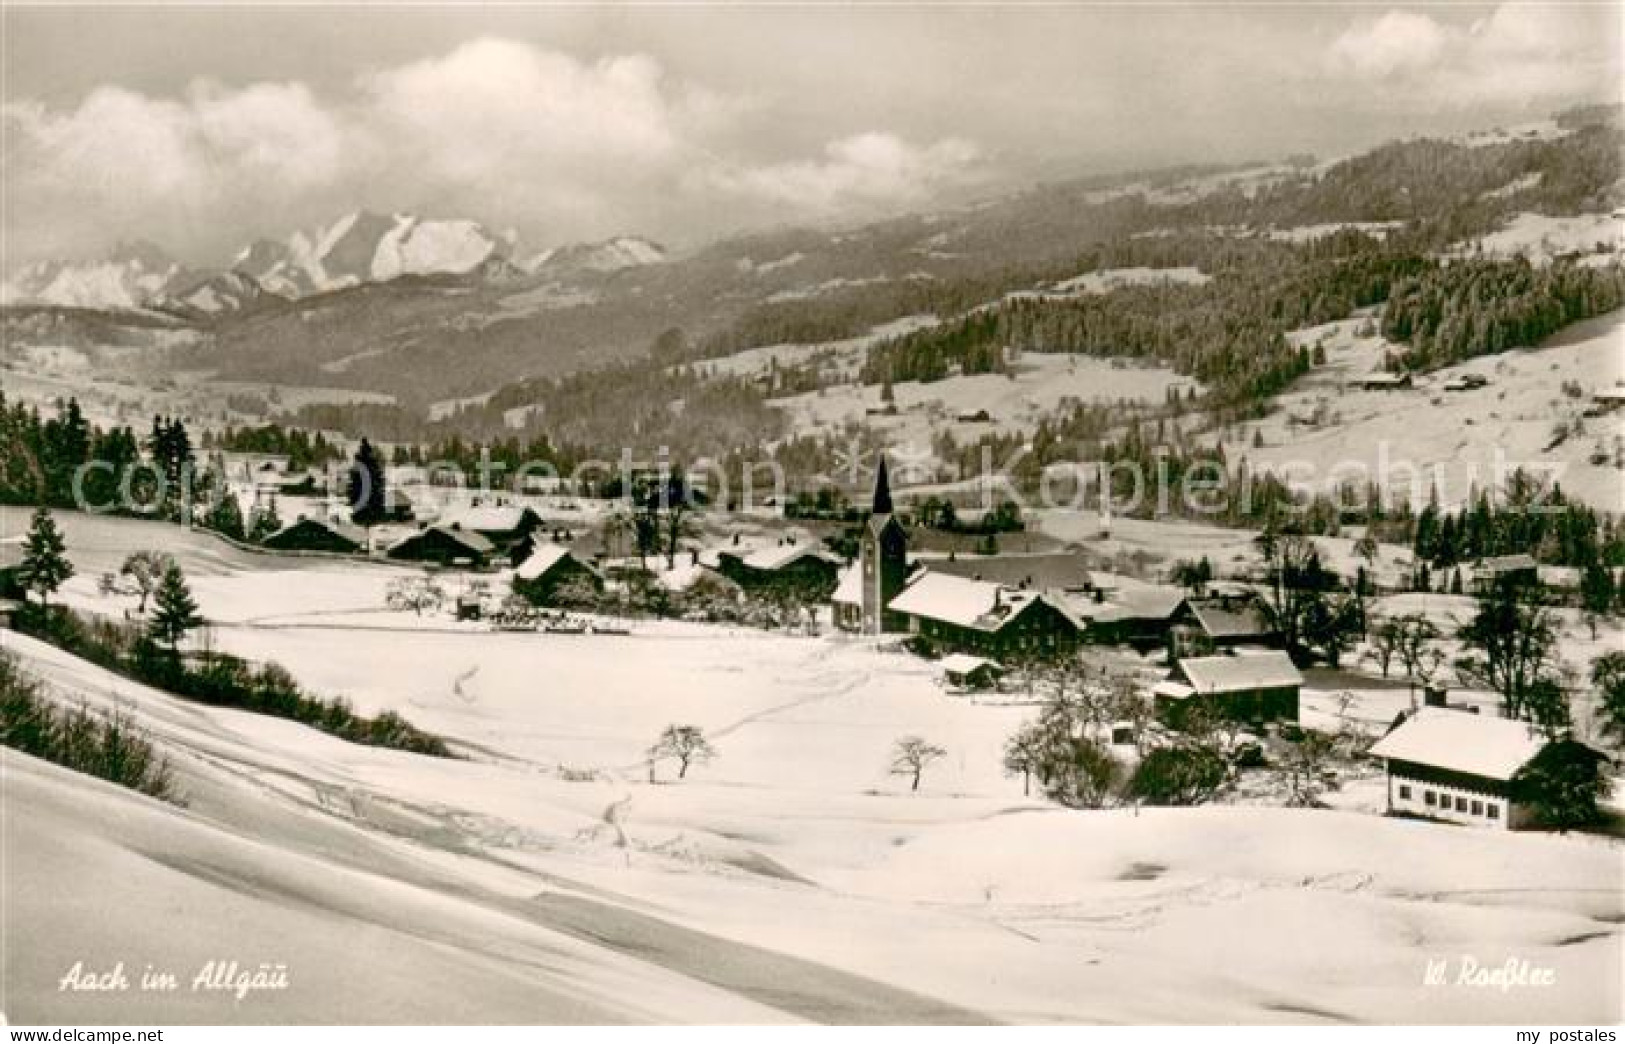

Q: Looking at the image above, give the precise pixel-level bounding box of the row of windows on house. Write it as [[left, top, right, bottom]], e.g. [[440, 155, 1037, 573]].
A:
[[1397, 783, 1501, 820]]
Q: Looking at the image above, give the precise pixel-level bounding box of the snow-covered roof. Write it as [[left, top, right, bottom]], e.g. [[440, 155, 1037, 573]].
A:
[[1062, 586, 1186, 624], [443, 505, 535, 533], [1176, 650, 1302, 694], [515, 543, 573, 580], [888, 572, 1049, 632], [921, 551, 1092, 592], [832, 564, 862, 606], [1152, 679, 1196, 700], [1370, 707, 1550, 782], [389, 525, 494, 556], [940, 653, 1001, 676], [1472, 553, 1538, 575], [1187, 597, 1276, 640], [732, 544, 837, 571], [268, 517, 364, 546]]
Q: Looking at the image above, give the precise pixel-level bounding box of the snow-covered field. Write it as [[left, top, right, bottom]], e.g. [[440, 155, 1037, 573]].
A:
[[1233, 311, 1625, 511], [771, 353, 1199, 456], [1449, 211, 1624, 265], [3, 510, 1621, 1024]]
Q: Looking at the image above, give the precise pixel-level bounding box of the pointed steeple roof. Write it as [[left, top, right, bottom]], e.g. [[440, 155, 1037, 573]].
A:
[[872, 454, 894, 516]]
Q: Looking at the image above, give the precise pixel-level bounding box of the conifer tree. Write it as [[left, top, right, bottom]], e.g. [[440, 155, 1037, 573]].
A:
[[19, 506, 72, 607], [148, 563, 203, 653]]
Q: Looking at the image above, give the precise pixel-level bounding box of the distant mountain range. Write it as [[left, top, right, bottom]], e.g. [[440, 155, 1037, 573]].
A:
[[2, 106, 1618, 406], [0, 211, 668, 316]]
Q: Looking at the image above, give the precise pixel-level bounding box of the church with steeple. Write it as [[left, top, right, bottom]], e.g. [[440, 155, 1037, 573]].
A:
[[853, 455, 909, 634]]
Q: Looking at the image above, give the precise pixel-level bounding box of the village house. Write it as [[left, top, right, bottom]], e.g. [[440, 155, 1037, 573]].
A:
[[260, 516, 367, 555], [1587, 383, 1625, 414], [1059, 583, 1188, 651], [715, 542, 841, 603], [888, 571, 1083, 662], [1357, 372, 1413, 392], [1152, 649, 1302, 727], [1170, 590, 1281, 657], [511, 543, 602, 605], [386, 525, 494, 568], [440, 503, 544, 558], [1369, 708, 1607, 830], [1469, 553, 1540, 594]]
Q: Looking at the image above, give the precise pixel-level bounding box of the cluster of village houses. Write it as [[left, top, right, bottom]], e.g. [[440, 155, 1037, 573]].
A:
[[199, 450, 1607, 834]]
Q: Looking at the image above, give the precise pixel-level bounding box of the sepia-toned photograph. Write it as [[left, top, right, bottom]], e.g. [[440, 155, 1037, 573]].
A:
[[0, 1, 1621, 1031]]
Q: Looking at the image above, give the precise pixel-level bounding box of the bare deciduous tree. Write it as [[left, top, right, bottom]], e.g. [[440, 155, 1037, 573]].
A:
[[890, 735, 946, 792], [648, 724, 717, 780], [119, 550, 172, 614]]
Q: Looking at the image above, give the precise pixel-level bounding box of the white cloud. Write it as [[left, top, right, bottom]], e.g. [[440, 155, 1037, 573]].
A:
[[3, 36, 986, 265], [1324, 4, 1617, 107], [707, 132, 985, 213], [1327, 10, 1450, 79], [360, 38, 688, 182]]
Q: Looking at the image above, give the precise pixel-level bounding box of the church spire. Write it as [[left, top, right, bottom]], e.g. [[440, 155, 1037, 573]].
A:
[[872, 454, 893, 516]]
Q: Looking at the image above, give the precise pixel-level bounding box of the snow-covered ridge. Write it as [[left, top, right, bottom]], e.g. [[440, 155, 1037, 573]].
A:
[[525, 235, 667, 276], [0, 241, 192, 311]]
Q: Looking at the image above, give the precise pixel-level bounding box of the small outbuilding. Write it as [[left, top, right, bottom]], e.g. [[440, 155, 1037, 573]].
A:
[[512, 543, 602, 605], [1358, 372, 1413, 391], [939, 653, 1004, 692]]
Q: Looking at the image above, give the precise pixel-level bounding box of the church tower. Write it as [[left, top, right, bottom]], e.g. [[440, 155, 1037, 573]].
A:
[[859, 455, 908, 634]]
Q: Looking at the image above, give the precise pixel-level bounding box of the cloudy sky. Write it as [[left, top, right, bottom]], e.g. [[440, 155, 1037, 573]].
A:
[[2, 3, 1618, 267]]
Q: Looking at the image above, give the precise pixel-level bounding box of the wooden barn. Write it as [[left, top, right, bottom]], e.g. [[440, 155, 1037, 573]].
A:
[[260, 517, 366, 555], [386, 525, 494, 568], [1469, 554, 1539, 594], [1153, 649, 1302, 727], [716, 543, 841, 603], [511, 544, 602, 605]]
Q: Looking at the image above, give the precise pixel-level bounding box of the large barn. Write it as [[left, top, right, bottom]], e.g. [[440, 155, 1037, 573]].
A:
[[887, 571, 1082, 662]]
